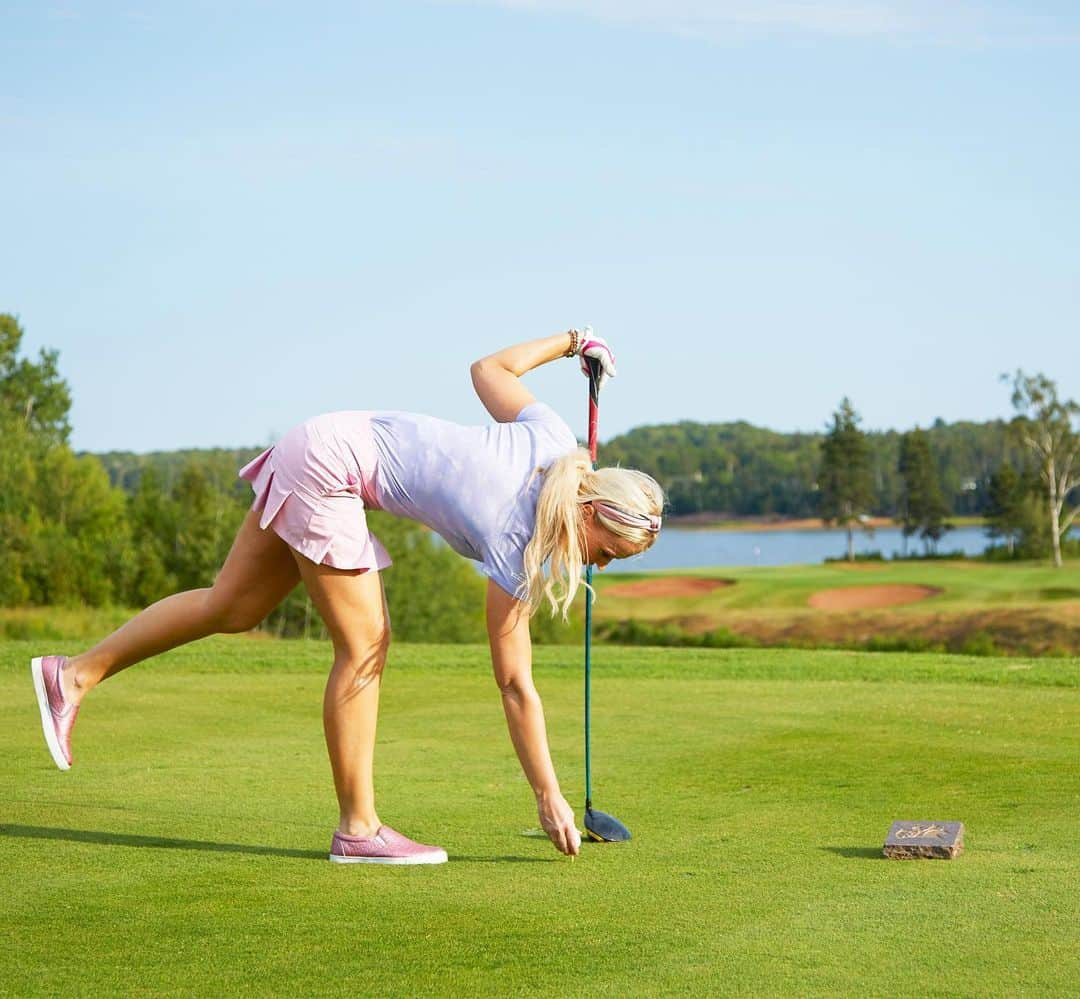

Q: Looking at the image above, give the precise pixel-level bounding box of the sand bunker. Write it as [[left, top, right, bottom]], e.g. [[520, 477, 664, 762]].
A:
[[808, 584, 940, 611], [605, 577, 733, 599]]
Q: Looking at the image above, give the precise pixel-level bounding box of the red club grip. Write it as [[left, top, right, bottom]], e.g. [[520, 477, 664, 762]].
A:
[[584, 355, 602, 465]]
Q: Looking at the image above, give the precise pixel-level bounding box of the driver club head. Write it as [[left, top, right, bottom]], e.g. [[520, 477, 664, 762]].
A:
[[584, 807, 632, 843]]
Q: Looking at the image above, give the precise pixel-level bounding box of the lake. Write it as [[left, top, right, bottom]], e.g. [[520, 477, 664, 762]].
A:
[[603, 524, 996, 573]]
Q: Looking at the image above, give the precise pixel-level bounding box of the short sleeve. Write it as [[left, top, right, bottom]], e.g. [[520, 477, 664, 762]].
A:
[[514, 402, 577, 452], [480, 537, 530, 600]]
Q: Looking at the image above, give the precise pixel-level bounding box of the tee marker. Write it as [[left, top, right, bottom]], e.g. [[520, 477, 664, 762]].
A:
[[883, 821, 965, 859]]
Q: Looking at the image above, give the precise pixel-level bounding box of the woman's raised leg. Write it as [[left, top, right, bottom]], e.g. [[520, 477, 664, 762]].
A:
[[62, 510, 300, 704]]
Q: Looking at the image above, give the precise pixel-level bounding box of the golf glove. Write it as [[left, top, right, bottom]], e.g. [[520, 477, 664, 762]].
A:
[[578, 328, 617, 392]]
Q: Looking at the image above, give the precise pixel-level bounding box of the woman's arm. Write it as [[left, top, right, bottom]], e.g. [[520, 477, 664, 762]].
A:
[[470, 332, 576, 423], [485, 579, 581, 856]]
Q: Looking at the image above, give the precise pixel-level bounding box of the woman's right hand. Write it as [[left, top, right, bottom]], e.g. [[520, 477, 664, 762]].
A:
[[577, 327, 617, 391], [537, 789, 582, 856]]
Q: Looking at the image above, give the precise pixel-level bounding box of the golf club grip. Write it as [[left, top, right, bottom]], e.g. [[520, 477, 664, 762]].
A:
[[585, 355, 601, 464]]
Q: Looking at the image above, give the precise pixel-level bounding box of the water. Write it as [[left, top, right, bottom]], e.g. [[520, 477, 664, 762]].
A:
[[603, 524, 996, 573]]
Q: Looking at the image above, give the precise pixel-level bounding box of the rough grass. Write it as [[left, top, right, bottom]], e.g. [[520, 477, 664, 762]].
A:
[[2, 638, 1078, 996], [594, 560, 1080, 656]]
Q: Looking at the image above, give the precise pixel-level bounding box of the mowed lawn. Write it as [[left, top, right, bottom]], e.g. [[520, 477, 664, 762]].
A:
[[2, 638, 1078, 996]]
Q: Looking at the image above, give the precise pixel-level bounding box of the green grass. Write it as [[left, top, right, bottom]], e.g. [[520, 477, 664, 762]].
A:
[[3, 638, 1078, 996]]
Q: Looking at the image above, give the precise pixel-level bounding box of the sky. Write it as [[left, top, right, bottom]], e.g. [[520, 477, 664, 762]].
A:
[[2, 0, 1078, 452]]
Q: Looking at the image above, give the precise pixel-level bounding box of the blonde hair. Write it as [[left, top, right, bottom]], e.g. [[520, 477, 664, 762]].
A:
[[521, 448, 665, 619]]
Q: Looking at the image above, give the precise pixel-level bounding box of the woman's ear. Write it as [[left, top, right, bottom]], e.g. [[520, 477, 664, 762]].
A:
[[580, 501, 595, 524]]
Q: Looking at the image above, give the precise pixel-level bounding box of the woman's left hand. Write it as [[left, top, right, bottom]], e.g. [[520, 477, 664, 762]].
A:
[[537, 789, 582, 856], [577, 327, 617, 391]]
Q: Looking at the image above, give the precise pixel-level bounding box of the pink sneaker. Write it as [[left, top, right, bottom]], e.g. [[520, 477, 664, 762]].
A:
[[329, 826, 448, 865], [30, 656, 78, 771]]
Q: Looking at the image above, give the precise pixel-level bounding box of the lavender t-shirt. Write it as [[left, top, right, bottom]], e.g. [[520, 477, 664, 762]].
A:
[[368, 403, 578, 598]]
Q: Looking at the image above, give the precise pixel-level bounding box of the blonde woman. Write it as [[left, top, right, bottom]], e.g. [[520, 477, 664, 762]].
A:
[[31, 330, 664, 864]]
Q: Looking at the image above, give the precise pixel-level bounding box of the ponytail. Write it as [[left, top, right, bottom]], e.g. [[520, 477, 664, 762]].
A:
[[521, 449, 665, 619]]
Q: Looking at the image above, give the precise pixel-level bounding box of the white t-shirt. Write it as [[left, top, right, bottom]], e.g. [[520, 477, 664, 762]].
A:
[[368, 403, 578, 598]]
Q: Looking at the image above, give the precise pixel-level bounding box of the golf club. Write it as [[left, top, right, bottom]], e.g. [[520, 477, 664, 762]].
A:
[[583, 354, 631, 844]]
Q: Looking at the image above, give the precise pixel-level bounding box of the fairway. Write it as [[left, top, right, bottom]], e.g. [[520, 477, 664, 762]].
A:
[[3, 638, 1078, 996]]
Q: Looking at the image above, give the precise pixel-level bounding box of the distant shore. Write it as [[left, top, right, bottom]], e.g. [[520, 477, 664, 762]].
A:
[[666, 514, 987, 533]]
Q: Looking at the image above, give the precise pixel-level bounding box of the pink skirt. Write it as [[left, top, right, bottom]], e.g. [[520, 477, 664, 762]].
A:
[[238, 412, 392, 571]]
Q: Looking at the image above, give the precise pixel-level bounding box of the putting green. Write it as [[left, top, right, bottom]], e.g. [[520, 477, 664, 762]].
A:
[[2, 638, 1077, 996]]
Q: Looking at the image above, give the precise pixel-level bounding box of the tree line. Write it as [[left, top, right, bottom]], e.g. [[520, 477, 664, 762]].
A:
[[602, 384, 1077, 565], [603, 418, 1026, 521], [2, 314, 1076, 634], [816, 382, 1078, 565]]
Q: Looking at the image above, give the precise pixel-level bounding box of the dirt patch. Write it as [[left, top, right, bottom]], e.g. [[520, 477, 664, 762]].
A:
[[808, 584, 941, 611], [606, 577, 734, 599]]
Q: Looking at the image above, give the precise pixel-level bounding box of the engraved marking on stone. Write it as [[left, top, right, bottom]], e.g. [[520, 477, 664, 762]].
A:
[[896, 824, 946, 840]]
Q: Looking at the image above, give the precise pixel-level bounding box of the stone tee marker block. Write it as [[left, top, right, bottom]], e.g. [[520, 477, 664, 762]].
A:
[[883, 821, 965, 859]]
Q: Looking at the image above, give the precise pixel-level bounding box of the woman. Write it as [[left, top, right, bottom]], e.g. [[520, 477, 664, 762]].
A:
[[31, 329, 664, 864]]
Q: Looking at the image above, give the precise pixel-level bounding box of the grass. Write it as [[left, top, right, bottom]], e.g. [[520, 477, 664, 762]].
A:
[[594, 559, 1080, 656], [3, 637, 1079, 996], [0, 605, 137, 642]]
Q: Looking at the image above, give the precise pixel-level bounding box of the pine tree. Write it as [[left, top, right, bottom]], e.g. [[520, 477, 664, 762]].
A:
[[897, 427, 951, 554], [818, 398, 874, 561]]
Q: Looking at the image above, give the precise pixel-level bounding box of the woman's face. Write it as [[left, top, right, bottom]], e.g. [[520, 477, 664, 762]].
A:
[[579, 503, 648, 569]]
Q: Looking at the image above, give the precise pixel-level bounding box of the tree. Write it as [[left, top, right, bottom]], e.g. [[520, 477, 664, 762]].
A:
[[897, 427, 951, 554], [818, 398, 874, 561], [0, 417, 38, 605], [0, 315, 75, 604], [1006, 371, 1079, 568], [26, 446, 130, 605], [0, 314, 138, 607], [170, 464, 247, 591], [0, 313, 72, 446], [125, 467, 180, 605], [984, 464, 1024, 556]]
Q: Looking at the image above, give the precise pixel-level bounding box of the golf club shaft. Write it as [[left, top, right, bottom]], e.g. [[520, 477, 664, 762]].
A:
[[584, 356, 602, 809], [585, 569, 593, 807]]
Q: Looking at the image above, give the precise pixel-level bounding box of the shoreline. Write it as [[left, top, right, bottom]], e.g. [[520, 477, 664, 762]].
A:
[[665, 515, 987, 533]]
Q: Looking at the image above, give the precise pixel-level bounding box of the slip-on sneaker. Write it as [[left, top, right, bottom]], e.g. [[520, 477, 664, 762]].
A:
[[329, 826, 448, 865], [31, 655, 78, 771]]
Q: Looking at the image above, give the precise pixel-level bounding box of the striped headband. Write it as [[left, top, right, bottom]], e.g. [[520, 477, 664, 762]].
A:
[[593, 501, 662, 534]]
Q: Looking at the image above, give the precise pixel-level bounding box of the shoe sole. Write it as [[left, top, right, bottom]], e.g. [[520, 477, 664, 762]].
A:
[[30, 657, 71, 771], [328, 850, 448, 865]]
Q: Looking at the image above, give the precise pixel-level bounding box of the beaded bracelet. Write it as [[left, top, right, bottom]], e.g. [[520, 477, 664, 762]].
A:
[[565, 328, 581, 357]]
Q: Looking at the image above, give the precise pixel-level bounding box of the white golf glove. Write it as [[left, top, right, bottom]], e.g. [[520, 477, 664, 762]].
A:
[[577, 327, 617, 392]]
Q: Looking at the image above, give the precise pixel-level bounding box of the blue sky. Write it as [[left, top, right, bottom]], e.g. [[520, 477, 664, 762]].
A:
[[2, 0, 1078, 452]]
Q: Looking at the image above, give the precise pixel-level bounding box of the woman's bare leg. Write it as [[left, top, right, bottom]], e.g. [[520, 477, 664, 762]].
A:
[[291, 556, 389, 838], [62, 510, 300, 704]]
